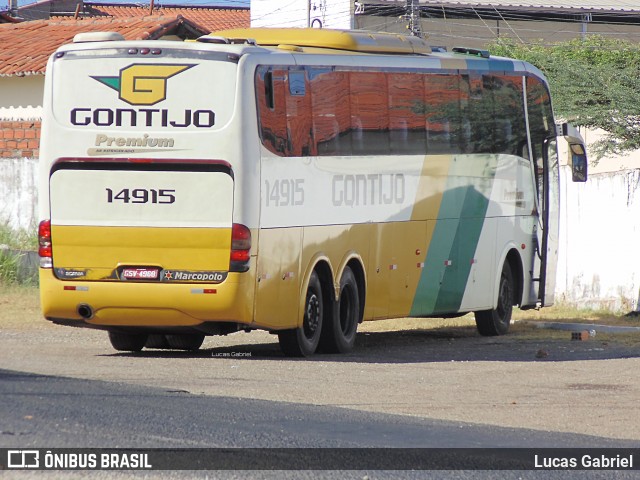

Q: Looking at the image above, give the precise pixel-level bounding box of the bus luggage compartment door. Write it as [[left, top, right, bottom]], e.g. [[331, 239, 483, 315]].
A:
[[48, 162, 234, 283]]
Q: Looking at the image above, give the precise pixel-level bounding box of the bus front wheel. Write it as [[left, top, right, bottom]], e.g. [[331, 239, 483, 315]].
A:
[[278, 270, 324, 357], [474, 262, 514, 336], [320, 266, 359, 353]]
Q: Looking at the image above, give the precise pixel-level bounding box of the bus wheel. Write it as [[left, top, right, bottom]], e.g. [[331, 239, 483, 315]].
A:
[[108, 331, 148, 352], [474, 262, 514, 336], [320, 266, 359, 353], [278, 270, 324, 357], [166, 334, 205, 351], [145, 334, 169, 349]]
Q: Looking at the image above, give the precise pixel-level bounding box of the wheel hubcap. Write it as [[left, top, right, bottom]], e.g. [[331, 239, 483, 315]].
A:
[[497, 275, 512, 321], [304, 293, 320, 338]]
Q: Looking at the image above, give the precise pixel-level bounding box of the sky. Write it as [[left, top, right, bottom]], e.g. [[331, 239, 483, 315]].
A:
[[4, 0, 250, 9]]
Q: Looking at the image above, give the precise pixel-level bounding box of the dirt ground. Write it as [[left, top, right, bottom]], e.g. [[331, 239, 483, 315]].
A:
[[2, 285, 640, 442]]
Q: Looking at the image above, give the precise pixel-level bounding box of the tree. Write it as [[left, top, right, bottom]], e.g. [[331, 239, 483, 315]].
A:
[[489, 36, 640, 161]]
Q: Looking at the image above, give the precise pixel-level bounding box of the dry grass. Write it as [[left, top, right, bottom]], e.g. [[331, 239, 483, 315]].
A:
[[514, 303, 619, 322], [0, 284, 41, 329]]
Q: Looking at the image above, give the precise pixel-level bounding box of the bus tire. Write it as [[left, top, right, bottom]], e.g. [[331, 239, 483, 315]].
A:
[[278, 270, 324, 357], [145, 334, 170, 349], [320, 266, 359, 354], [474, 262, 514, 336], [108, 331, 148, 352], [166, 334, 205, 351]]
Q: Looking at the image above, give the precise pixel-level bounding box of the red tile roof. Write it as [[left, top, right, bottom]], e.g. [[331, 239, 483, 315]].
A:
[[83, 4, 250, 32], [0, 16, 208, 77]]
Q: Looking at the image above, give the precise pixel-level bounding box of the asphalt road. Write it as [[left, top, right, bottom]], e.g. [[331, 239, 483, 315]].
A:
[[1, 368, 639, 480], [2, 368, 636, 450]]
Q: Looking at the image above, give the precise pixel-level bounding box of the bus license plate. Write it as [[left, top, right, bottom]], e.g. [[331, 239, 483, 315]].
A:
[[121, 267, 160, 281]]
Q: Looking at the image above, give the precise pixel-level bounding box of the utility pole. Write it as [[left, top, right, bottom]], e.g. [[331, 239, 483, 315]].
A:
[[402, 0, 422, 37], [580, 13, 592, 41]]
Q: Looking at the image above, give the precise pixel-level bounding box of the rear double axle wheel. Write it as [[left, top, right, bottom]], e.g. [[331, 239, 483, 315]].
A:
[[278, 267, 361, 357]]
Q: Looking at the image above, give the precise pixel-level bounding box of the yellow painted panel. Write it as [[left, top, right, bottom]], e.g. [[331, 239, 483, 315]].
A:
[[364, 223, 392, 320], [254, 227, 302, 330], [39, 264, 255, 327], [411, 154, 452, 221], [301, 224, 375, 319], [208, 28, 432, 54], [52, 225, 232, 272], [388, 221, 429, 317]]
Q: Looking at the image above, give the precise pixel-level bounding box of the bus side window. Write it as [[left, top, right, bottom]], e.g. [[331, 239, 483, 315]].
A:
[[286, 68, 314, 156], [389, 72, 425, 155], [264, 70, 274, 109], [526, 76, 555, 196], [349, 71, 389, 155], [424, 73, 462, 154], [288, 71, 306, 96], [465, 74, 495, 154], [265, 69, 287, 154], [311, 68, 351, 156], [256, 66, 288, 155], [486, 74, 527, 156], [256, 67, 278, 155]]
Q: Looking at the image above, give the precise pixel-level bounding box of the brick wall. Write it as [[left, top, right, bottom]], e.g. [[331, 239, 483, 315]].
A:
[[0, 120, 41, 159]]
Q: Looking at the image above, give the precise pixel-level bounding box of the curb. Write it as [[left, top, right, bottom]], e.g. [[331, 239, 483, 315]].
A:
[[528, 321, 640, 334]]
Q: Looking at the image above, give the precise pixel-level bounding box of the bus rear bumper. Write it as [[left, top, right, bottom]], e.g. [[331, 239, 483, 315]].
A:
[[39, 269, 255, 331]]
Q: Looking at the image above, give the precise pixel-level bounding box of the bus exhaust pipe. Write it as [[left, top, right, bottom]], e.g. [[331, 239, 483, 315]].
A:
[[77, 304, 94, 319]]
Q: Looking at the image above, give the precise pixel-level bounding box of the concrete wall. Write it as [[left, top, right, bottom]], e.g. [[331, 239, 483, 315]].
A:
[[0, 157, 38, 231], [0, 76, 44, 120], [558, 167, 640, 312]]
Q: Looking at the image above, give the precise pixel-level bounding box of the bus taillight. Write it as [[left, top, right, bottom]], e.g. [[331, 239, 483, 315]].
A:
[[230, 223, 251, 272], [38, 220, 53, 268]]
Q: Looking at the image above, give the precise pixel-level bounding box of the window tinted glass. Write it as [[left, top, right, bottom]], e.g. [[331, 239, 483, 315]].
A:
[[389, 72, 425, 154], [350, 71, 389, 155], [309, 67, 351, 156], [255, 65, 535, 160]]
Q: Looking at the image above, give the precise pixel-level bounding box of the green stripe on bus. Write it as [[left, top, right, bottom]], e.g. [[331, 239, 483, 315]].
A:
[[410, 156, 497, 316], [433, 193, 488, 313]]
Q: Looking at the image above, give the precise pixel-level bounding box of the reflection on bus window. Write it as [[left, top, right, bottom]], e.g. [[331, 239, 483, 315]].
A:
[[257, 66, 532, 160]]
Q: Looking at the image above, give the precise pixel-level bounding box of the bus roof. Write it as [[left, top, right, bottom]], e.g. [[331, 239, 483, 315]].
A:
[[202, 28, 433, 55]]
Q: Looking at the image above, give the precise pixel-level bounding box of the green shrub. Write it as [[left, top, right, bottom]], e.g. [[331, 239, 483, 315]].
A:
[[0, 224, 38, 286]]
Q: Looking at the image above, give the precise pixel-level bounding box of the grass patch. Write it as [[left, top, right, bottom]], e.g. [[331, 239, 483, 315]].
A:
[[0, 248, 21, 284], [0, 223, 37, 250], [512, 304, 640, 347], [0, 223, 38, 286], [513, 303, 640, 327]]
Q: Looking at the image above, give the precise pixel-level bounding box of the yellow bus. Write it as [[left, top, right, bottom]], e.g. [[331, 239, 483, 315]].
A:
[[38, 28, 587, 356]]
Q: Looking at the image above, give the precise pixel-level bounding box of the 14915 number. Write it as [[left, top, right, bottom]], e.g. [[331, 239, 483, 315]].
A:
[[265, 179, 304, 207], [106, 188, 176, 204]]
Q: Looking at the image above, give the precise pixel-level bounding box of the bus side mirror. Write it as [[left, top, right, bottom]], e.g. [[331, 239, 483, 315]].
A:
[[558, 122, 588, 182], [569, 143, 587, 182]]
